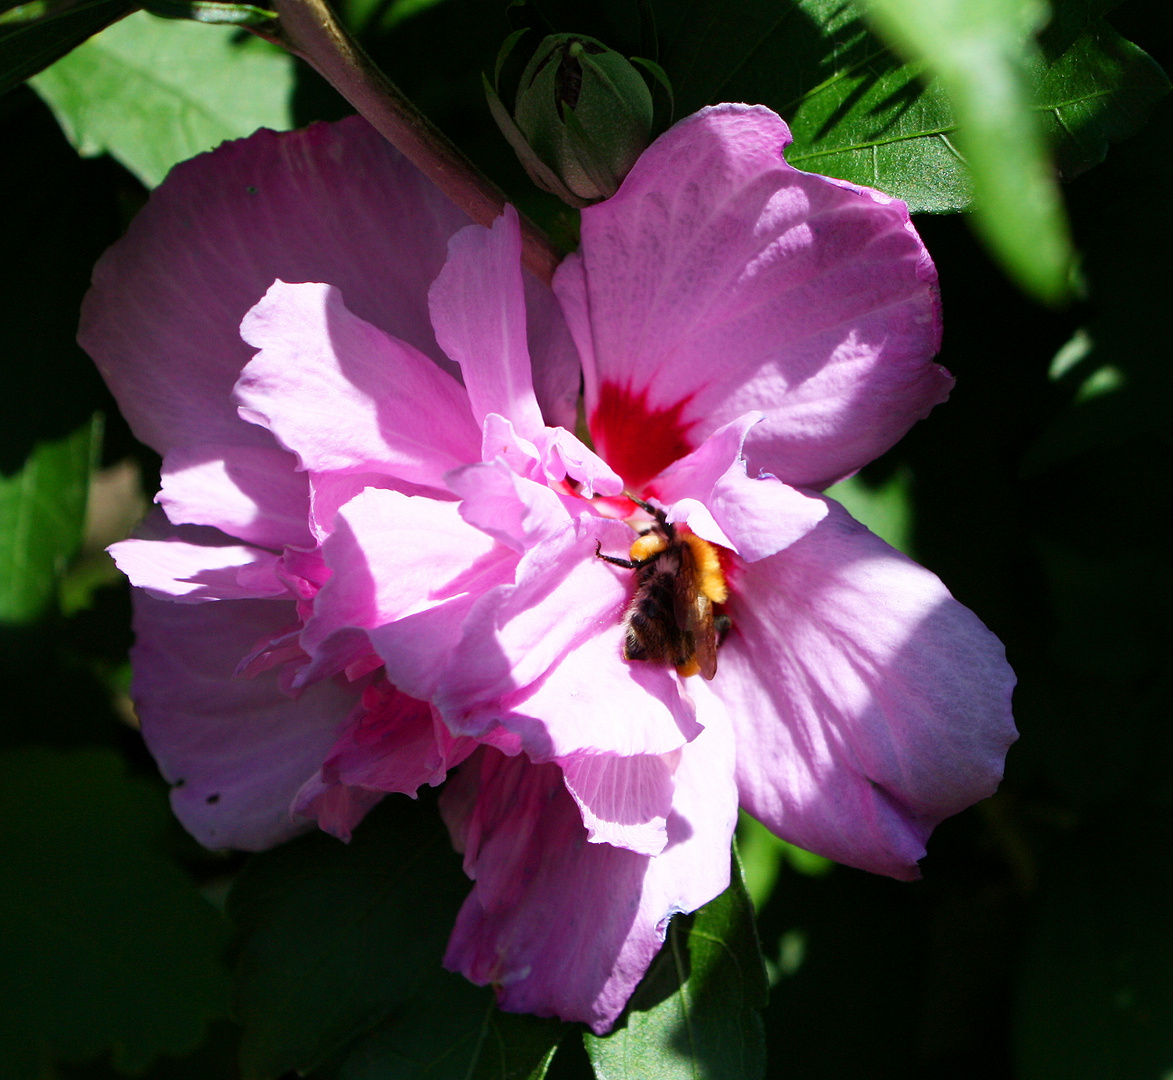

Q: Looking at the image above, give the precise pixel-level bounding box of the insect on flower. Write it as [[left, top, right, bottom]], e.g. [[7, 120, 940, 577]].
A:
[[596, 495, 730, 680]]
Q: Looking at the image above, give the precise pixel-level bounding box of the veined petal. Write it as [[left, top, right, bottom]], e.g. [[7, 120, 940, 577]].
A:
[[654, 414, 828, 560], [132, 594, 361, 850], [555, 103, 949, 491], [559, 752, 677, 857], [494, 627, 699, 760], [441, 697, 736, 1033], [449, 459, 570, 554], [110, 537, 286, 603], [80, 117, 469, 458], [715, 499, 1017, 879], [236, 282, 480, 485], [294, 681, 477, 840], [301, 488, 512, 682], [429, 207, 546, 439], [157, 443, 312, 550], [434, 516, 639, 737]]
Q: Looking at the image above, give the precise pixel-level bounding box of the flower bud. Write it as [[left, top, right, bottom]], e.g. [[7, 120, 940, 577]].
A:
[[488, 33, 654, 206]]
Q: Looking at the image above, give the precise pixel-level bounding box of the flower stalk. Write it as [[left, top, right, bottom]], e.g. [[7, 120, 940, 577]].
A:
[[269, 0, 562, 284]]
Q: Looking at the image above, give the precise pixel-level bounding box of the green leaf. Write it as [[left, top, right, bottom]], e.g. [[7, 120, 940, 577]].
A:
[[584, 848, 768, 1080], [652, 0, 1167, 301], [0, 0, 136, 97], [825, 467, 914, 555], [29, 9, 293, 188], [855, 0, 1074, 302], [324, 966, 564, 1080], [0, 415, 97, 624], [227, 795, 474, 1080], [0, 746, 231, 1078]]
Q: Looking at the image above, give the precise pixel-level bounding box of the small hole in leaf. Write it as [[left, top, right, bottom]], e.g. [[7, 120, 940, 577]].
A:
[[206, 793, 220, 804]]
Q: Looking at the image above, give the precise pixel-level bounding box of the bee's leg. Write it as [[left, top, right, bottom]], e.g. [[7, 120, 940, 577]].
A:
[[595, 540, 641, 569]]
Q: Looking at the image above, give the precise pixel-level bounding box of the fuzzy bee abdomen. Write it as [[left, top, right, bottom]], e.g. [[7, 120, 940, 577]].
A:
[[623, 564, 692, 666]]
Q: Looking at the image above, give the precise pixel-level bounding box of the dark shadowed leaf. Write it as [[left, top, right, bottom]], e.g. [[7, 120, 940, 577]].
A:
[[30, 10, 293, 187], [583, 849, 767, 1080], [227, 795, 473, 1080], [0, 0, 136, 97], [1014, 822, 1173, 1080], [321, 966, 564, 1080], [0, 747, 231, 1078], [0, 415, 97, 623]]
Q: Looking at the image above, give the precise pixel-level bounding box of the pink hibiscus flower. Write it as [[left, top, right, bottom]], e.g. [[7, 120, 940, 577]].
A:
[[81, 103, 1016, 1033]]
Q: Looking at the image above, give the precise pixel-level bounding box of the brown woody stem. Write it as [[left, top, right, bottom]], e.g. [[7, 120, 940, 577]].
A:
[[269, 0, 562, 284]]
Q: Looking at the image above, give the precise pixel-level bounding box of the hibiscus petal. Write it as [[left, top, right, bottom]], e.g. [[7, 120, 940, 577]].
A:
[[714, 499, 1017, 879], [80, 116, 469, 457], [300, 488, 511, 682], [524, 272, 581, 431], [555, 103, 949, 491], [559, 751, 677, 857], [654, 414, 828, 560], [157, 443, 312, 550], [441, 696, 737, 1033], [433, 517, 649, 738], [132, 594, 361, 850], [495, 628, 699, 760], [294, 681, 476, 840], [110, 538, 286, 602], [447, 458, 570, 553], [236, 282, 481, 485], [429, 207, 546, 439]]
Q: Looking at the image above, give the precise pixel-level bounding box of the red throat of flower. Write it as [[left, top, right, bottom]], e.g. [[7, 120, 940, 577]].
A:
[[590, 382, 696, 493]]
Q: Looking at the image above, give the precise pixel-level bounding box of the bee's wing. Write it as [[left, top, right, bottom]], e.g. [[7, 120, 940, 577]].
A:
[[674, 542, 718, 680]]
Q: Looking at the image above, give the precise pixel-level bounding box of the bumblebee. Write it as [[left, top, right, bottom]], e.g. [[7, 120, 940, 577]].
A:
[[595, 496, 729, 680]]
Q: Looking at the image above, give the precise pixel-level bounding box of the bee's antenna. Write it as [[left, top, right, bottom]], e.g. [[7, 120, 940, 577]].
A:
[[623, 490, 668, 525]]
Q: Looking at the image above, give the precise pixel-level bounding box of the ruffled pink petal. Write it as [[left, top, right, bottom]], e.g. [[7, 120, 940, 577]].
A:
[[299, 488, 513, 683], [441, 695, 737, 1033], [654, 413, 828, 560], [292, 776, 384, 843], [132, 594, 361, 850], [293, 680, 476, 840], [554, 103, 949, 492], [559, 751, 677, 857], [523, 273, 581, 432], [236, 282, 480, 486], [494, 627, 699, 760], [447, 458, 571, 553], [429, 207, 545, 440], [109, 537, 286, 602], [157, 443, 312, 550], [80, 116, 470, 457], [433, 516, 652, 738], [714, 499, 1017, 880]]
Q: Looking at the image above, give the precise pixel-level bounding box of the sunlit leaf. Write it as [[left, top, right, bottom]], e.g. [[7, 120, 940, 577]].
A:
[[651, 0, 1167, 301], [30, 9, 293, 187], [854, 0, 1073, 302], [584, 849, 768, 1080], [0, 747, 230, 1078], [0, 415, 97, 624]]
